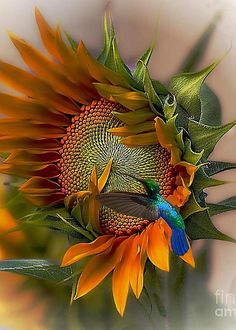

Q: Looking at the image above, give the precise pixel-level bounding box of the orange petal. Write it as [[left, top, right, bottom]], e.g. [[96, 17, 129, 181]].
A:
[[78, 41, 130, 88], [75, 236, 127, 298], [112, 235, 139, 316], [98, 158, 113, 192], [0, 93, 70, 126], [0, 119, 65, 138], [0, 163, 60, 178], [9, 33, 90, 104], [61, 235, 114, 266], [35, 8, 62, 62], [146, 222, 170, 271], [5, 150, 60, 165], [20, 177, 61, 194], [130, 232, 148, 298], [0, 137, 60, 152], [0, 60, 79, 115]]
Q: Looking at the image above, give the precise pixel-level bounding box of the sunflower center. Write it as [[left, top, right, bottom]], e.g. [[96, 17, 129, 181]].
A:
[[58, 98, 177, 236]]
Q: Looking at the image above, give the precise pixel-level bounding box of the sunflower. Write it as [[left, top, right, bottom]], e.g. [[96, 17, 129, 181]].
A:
[[0, 9, 236, 316]]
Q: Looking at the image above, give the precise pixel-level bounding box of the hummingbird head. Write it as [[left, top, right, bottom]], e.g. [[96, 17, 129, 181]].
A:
[[116, 172, 160, 198], [141, 179, 160, 197]]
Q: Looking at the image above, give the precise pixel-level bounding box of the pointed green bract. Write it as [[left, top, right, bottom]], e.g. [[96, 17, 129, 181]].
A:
[[133, 47, 153, 87], [183, 138, 204, 165], [179, 13, 220, 73], [185, 210, 235, 242], [188, 119, 236, 160], [208, 196, 236, 216], [200, 84, 221, 125], [98, 14, 136, 87], [65, 32, 78, 51], [181, 193, 207, 220], [204, 160, 236, 176], [163, 94, 177, 119], [192, 167, 225, 193], [169, 61, 219, 121]]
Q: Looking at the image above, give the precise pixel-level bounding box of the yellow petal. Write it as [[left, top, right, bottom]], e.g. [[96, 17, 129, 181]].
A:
[[113, 92, 149, 110], [93, 83, 130, 101], [61, 235, 114, 266], [108, 121, 155, 137], [120, 132, 157, 147], [98, 158, 113, 192], [113, 107, 155, 125]]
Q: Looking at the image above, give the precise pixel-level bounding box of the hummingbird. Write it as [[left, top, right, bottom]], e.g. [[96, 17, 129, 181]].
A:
[[96, 175, 190, 256]]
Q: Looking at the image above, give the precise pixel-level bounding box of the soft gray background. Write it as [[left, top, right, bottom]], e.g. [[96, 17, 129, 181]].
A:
[[0, 0, 236, 318]]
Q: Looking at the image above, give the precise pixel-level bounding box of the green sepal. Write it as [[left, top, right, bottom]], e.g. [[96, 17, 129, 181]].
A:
[[163, 94, 176, 119], [208, 196, 236, 216], [204, 160, 236, 176], [192, 167, 225, 193], [133, 47, 153, 88], [179, 13, 220, 73], [188, 119, 236, 160], [65, 32, 78, 51], [181, 193, 207, 220], [185, 209, 235, 242], [200, 84, 221, 125], [183, 138, 204, 165], [0, 259, 72, 283], [169, 61, 219, 121]]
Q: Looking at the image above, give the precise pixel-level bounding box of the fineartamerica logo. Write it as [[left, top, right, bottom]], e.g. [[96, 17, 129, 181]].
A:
[[215, 289, 236, 317]]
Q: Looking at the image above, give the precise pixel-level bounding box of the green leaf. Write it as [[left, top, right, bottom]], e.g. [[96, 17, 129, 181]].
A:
[[181, 193, 207, 220], [185, 210, 235, 242], [65, 32, 78, 51], [179, 13, 220, 73], [208, 196, 236, 216], [183, 138, 203, 164], [163, 94, 176, 119], [169, 61, 218, 121], [204, 160, 236, 176], [0, 259, 72, 282], [200, 84, 222, 125], [133, 47, 153, 87], [175, 129, 185, 151], [188, 119, 236, 160]]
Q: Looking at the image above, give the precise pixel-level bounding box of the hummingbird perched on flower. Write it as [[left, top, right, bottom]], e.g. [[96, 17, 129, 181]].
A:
[[96, 175, 190, 256]]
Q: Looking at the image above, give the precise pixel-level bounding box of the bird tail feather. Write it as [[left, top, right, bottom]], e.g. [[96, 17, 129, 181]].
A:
[[170, 228, 189, 256]]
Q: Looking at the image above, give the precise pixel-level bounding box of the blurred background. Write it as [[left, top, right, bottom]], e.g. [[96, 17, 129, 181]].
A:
[[0, 0, 236, 329]]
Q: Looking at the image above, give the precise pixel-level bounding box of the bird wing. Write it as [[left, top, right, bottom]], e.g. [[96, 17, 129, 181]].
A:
[[96, 192, 160, 221]]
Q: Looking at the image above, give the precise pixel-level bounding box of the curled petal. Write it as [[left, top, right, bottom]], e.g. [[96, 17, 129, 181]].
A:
[[5, 151, 61, 165], [0, 163, 60, 178], [61, 235, 114, 266], [24, 192, 64, 207], [20, 177, 61, 194]]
